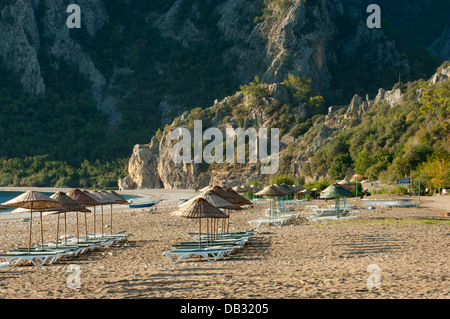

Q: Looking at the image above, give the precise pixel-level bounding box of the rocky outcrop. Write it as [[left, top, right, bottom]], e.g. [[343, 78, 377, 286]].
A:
[[429, 64, 450, 86]]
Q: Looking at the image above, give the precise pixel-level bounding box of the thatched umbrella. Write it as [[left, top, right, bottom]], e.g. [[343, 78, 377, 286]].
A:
[[44, 192, 90, 246], [180, 190, 237, 243], [2, 191, 62, 252], [311, 188, 320, 199], [66, 189, 99, 239], [338, 179, 355, 189], [103, 191, 129, 234], [172, 198, 228, 249], [319, 184, 354, 219], [0, 205, 8, 211], [86, 190, 113, 237], [300, 189, 312, 200], [256, 186, 285, 219]]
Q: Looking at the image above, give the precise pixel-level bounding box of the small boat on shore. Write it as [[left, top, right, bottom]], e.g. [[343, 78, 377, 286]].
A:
[[128, 199, 161, 209]]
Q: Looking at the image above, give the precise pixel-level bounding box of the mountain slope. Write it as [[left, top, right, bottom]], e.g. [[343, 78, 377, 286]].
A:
[[0, 0, 449, 187], [119, 62, 450, 190]]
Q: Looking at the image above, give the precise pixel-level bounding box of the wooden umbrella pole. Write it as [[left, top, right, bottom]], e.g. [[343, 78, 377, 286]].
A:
[[101, 205, 104, 237], [56, 214, 60, 248], [64, 212, 68, 245], [39, 211, 44, 250], [93, 206, 96, 238], [84, 211, 88, 239], [199, 219, 202, 249], [110, 204, 113, 235], [206, 218, 209, 246], [28, 205, 33, 253], [76, 212, 80, 244]]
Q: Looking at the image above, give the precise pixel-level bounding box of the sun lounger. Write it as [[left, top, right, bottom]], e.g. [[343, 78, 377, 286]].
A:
[[0, 250, 69, 267], [163, 247, 233, 263], [248, 218, 288, 229]]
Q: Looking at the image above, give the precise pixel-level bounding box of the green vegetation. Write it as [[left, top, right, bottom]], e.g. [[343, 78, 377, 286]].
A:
[[0, 155, 128, 189]]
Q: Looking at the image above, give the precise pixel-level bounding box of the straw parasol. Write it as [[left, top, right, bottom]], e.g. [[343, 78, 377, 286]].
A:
[[44, 192, 90, 246], [180, 190, 238, 242], [319, 184, 353, 218], [172, 197, 228, 249], [2, 191, 62, 252], [0, 205, 8, 211], [300, 189, 312, 199], [66, 189, 99, 239], [256, 185, 285, 219], [338, 179, 355, 189], [86, 190, 114, 237], [103, 191, 129, 234]]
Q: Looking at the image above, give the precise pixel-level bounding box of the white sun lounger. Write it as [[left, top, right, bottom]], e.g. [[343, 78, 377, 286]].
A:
[[0, 251, 69, 267], [163, 247, 233, 263]]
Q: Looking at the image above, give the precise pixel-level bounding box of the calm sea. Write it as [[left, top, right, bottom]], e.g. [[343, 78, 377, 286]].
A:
[[0, 191, 139, 213]]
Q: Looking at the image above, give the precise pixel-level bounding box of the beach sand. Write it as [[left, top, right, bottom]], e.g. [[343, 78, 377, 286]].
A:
[[0, 187, 448, 299]]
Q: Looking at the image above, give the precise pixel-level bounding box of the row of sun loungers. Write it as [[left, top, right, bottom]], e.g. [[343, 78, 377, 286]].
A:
[[306, 207, 358, 223], [0, 232, 129, 267], [248, 212, 300, 230], [163, 229, 257, 263], [362, 198, 420, 208]]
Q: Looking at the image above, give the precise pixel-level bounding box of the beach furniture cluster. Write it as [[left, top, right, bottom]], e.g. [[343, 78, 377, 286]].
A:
[[0, 189, 129, 268], [248, 184, 305, 230], [163, 186, 257, 263], [362, 198, 420, 208], [0, 232, 128, 267]]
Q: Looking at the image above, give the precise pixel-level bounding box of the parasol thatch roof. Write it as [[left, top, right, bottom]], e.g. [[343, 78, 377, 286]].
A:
[[256, 185, 285, 197], [338, 179, 356, 189], [232, 185, 246, 193], [272, 184, 290, 195], [172, 197, 229, 219], [1, 191, 62, 210], [300, 189, 312, 194], [181, 190, 238, 209], [320, 184, 353, 199], [0, 205, 8, 211], [51, 191, 90, 212], [280, 183, 296, 194], [222, 187, 252, 206], [292, 185, 306, 192], [86, 190, 113, 204], [105, 191, 129, 205], [66, 189, 99, 207]]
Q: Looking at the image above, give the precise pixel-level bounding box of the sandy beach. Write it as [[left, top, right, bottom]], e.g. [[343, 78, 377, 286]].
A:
[[0, 187, 448, 299]]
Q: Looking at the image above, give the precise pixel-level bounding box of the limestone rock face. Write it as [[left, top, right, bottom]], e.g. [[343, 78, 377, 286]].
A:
[[429, 65, 450, 86], [0, 0, 121, 126], [122, 138, 164, 190]]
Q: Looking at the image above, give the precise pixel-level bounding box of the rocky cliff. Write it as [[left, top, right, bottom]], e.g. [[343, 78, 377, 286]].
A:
[[119, 64, 450, 189]]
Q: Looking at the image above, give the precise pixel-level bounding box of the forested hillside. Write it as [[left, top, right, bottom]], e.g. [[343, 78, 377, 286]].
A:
[[0, 0, 449, 188]]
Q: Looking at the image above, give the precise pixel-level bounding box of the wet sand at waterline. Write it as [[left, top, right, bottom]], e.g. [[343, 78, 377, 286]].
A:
[[0, 188, 448, 299]]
